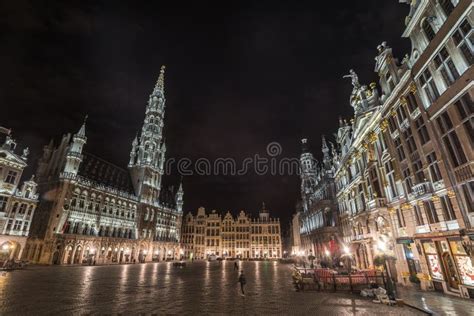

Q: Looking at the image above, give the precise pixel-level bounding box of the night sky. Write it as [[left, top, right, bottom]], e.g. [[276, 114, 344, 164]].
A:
[[1, 1, 410, 229]]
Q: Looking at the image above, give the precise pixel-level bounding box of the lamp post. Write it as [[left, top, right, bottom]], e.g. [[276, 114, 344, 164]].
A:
[[308, 249, 315, 269], [342, 245, 352, 273], [377, 240, 396, 300]]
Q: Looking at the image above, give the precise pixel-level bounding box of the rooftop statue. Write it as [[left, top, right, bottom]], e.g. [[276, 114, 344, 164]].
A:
[[343, 69, 360, 89]]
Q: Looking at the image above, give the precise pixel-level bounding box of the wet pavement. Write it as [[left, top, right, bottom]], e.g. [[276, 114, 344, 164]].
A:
[[1, 261, 422, 315], [397, 287, 473, 316]]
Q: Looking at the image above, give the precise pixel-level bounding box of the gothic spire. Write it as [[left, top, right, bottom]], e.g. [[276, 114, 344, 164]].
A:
[[301, 138, 309, 153], [322, 135, 329, 156], [76, 115, 87, 139], [154, 65, 166, 95]]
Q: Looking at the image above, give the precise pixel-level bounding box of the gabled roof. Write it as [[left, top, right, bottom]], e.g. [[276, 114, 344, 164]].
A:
[[0, 148, 27, 168]]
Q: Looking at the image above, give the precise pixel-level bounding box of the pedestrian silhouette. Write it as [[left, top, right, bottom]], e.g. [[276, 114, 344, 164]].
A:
[[234, 261, 239, 271], [238, 270, 246, 296]]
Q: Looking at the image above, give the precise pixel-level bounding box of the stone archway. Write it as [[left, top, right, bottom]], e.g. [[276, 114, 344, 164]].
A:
[[0, 241, 20, 265], [52, 251, 60, 265], [64, 245, 73, 264], [73, 245, 83, 264]]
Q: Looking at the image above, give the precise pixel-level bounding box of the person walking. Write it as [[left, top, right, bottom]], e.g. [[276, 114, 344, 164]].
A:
[[234, 261, 239, 271], [238, 270, 246, 296]]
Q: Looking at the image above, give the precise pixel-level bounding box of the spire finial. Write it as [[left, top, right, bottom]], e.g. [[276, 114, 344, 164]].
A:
[[156, 65, 166, 93], [322, 135, 328, 149], [301, 138, 309, 153], [77, 115, 87, 137]]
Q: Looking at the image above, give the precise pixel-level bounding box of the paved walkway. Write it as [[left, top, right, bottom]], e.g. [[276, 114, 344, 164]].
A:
[[397, 286, 473, 315], [0, 261, 423, 315]]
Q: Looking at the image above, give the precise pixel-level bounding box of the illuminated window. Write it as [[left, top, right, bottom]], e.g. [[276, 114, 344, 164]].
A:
[[437, 112, 467, 167], [427, 152, 442, 182], [414, 116, 430, 144], [452, 19, 473, 65], [454, 93, 474, 144], [0, 196, 8, 212], [434, 47, 459, 86], [424, 200, 439, 224], [419, 69, 439, 104], [5, 170, 17, 184], [440, 195, 456, 221]]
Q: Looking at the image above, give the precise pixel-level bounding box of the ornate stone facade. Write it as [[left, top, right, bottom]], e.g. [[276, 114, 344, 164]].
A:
[[26, 67, 184, 265], [331, 0, 473, 298], [0, 127, 38, 265], [181, 205, 282, 260], [298, 137, 340, 260]]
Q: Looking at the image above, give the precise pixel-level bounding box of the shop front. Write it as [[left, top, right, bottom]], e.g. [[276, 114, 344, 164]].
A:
[[420, 237, 474, 298]]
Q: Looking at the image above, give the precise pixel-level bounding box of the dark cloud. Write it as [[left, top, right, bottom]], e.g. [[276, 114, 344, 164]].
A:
[[0, 0, 410, 227]]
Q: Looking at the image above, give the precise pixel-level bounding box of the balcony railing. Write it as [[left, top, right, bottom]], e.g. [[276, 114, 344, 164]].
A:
[[399, 119, 410, 132], [410, 108, 421, 120], [367, 198, 387, 210], [412, 182, 433, 198], [454, 162, 473, 183], [415, 224, 430, 234], [432, 179, 445, 191]]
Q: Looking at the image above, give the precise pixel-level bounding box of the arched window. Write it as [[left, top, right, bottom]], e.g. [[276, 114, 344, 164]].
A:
[[79, 192, 86, 208], [422, 19, 435, 41], [357, 223, 363, 235]]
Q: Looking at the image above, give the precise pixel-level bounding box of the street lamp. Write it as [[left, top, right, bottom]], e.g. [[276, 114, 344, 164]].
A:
[[341, 245, 352, 273], [376, 240, 396, 300], [308, 249, 315, 269], [343, 245, 350, 255]]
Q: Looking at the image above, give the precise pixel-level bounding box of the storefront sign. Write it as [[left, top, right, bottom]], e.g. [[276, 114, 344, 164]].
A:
[[396, 237, 414, 244]]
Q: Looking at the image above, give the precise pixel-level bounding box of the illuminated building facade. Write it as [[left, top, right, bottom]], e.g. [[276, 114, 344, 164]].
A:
[[0, 127, 38, 264], [331, 0, 473, 298], [26, 66, 184, 265], [298, 137, 341, 260], [181, 205, 282, 259]]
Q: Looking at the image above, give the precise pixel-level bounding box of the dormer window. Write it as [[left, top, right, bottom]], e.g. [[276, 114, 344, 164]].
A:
[[422, 19, 436, 42]]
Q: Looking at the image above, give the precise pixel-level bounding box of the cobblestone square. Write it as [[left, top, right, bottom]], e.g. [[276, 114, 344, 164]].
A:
[[0, 261, 423, 315]]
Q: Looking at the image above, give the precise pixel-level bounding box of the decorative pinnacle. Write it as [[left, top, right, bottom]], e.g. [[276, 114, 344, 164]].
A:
[[301, 138, 309, 153], [322, 135, 328, 149], [156, 65, 166, 93], [77, 115, 87, 137]]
